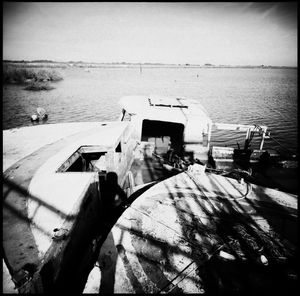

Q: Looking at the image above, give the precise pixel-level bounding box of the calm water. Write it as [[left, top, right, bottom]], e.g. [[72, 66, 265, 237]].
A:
[[3, 67, 297, 155]]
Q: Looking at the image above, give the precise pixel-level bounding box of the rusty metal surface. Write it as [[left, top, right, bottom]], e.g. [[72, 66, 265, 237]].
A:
[[97, 171, 297, 293]]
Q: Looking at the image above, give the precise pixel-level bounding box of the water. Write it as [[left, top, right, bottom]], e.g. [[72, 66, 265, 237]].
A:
[[3, 67, 297, 155]]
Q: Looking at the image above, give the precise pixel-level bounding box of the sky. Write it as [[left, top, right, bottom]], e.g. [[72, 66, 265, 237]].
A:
[[3, 2, 298, 66]]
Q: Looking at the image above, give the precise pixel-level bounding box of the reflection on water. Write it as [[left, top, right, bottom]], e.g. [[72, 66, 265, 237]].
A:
[[3, 67, 297, 154]]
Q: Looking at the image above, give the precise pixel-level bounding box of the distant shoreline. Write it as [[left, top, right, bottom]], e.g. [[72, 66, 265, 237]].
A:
[[3, 60, 297, 69]]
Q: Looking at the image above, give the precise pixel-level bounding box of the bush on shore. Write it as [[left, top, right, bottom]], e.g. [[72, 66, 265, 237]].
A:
[[24, 82, 55, 91], [3, 65, 63, 85]]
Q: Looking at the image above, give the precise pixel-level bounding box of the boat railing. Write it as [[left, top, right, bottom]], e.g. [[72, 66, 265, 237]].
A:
[[213, 123, 269, 150]]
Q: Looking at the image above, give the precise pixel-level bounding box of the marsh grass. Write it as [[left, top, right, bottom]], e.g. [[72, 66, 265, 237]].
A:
[[24, 82, 55, 91], [3, 65, 63, 90]]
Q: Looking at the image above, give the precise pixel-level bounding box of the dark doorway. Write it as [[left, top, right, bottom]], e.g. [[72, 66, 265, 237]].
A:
[[141, 120, 184, 156]]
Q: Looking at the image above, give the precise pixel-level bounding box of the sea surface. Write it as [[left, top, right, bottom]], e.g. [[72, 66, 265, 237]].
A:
[[3, 67, 297, 155]]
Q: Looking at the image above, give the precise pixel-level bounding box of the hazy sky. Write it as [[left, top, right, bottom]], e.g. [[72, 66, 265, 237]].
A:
[[3, 2, 297, 66]]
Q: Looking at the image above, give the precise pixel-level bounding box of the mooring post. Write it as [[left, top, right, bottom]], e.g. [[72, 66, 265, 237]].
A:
[[245, 128, 250, 141], [259, 128, 266, 150]]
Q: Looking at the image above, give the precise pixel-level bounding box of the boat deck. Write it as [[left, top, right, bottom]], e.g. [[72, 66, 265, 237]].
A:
[[3, 122, 298, 294], [84, 170, 297, 293], [129, 156, 176, 186]]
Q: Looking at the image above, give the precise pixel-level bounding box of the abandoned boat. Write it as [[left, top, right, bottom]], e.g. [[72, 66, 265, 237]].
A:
[[119, 95, 297, 193], [2, 95, 298, 294], [3, 121, 138, 293]]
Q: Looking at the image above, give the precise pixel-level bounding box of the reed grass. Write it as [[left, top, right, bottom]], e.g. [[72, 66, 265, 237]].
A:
[[24, 82, 55, 91], [3, 65, 63, 88]]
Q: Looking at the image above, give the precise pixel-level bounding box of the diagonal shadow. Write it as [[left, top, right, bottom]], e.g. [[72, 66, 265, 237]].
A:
[[3, 177, 76, 221], [93, 168, 297, 294], [184, 172, 298, 294], [2, 176, 96, 293], [206, 173, 297, 254], [3, 199, 54, 239]]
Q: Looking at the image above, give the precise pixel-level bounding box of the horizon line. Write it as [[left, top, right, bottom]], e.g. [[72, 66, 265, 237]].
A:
[[3, 59, 297, 68]]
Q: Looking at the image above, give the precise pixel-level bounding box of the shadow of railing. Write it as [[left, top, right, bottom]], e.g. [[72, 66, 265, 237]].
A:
[[3, 176, 83, 292], [205, 175, 292, 247], [184, 172, 297, 294], [94, 169, 298, 294], [206, 173, 297, 249], [3, 177, 76, 222]]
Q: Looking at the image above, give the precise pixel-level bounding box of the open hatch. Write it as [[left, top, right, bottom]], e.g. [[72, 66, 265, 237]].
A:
[[56, 146, 117, 173]]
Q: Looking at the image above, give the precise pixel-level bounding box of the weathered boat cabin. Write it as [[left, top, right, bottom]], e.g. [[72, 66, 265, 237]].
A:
[[119, 95, 271, 163], [119, 95, 213, 161]]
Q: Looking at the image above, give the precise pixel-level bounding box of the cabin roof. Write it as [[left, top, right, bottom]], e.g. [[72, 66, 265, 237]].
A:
[[148, 96, 188, 108], [119, 95, 212, 124]]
